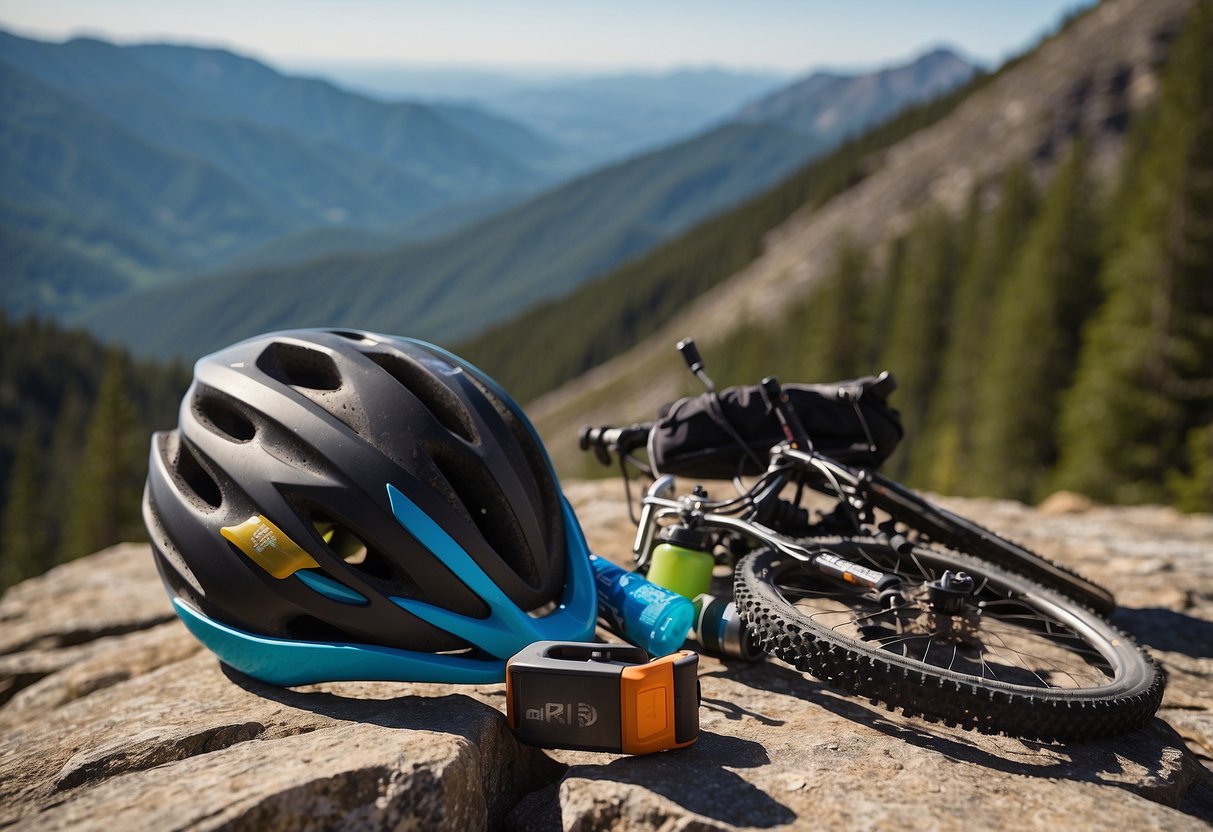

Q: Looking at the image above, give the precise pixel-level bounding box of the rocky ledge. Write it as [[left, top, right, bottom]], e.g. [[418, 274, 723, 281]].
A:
[[2, 482, 1211, 830]]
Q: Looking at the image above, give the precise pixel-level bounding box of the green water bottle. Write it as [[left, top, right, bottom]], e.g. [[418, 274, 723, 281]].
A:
[[646, 526, 715, 600]]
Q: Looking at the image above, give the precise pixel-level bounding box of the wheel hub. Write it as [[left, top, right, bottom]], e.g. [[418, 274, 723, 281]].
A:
[[925, 570, 975, 613]]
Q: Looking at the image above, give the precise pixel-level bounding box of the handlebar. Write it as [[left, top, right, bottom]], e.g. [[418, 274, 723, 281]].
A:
[[578, 423, 653, 466]]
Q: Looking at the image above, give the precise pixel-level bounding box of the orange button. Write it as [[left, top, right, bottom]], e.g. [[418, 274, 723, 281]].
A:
[[635, 685, 668, 740]]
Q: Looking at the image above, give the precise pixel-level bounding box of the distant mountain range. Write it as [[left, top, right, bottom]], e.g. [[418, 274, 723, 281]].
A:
[[288, 63, 791, 166], [70, 46, 976, 361], [0, 30, 572, 316], [75, 121, 818, 357], [0, 27, 976, 361], [310, 59, 978, 173], [463, 69, 795, 166]]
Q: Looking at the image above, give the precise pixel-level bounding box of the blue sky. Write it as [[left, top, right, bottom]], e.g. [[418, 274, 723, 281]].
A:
[[0, 0, 1095, 74]]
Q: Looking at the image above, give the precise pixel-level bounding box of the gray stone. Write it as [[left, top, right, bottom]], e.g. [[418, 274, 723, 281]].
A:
[[0, 543, 175, 656], [0, 621, 200, 726], [7, 477, 1210, 829]]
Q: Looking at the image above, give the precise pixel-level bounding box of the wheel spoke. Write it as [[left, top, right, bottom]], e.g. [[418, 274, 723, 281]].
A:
[[770, 553, 1116, 689]]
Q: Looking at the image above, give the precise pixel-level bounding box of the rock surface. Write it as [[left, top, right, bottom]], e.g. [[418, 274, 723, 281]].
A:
[[2, 482, 1212, 830]]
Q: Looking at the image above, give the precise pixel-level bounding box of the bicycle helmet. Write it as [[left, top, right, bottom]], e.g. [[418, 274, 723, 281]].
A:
[[144, 328, 596, 686]]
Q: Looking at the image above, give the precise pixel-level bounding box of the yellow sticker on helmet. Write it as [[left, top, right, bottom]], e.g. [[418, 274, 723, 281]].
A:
[[220, 514, 320, 579]]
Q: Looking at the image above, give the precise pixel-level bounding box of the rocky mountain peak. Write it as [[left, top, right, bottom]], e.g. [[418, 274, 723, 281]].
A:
[[735, 46, 977, 137]]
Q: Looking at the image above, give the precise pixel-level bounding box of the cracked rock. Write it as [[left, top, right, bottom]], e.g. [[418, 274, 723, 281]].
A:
[[2, 478, 1212, 830]]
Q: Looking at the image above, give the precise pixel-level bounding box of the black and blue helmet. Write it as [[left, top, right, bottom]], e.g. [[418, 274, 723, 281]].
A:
[[144, 329, 596, 685]]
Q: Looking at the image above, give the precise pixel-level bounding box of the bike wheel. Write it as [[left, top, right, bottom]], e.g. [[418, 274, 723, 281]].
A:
[[864, 473, 1116, 615], [734, 539, 1163, 739]]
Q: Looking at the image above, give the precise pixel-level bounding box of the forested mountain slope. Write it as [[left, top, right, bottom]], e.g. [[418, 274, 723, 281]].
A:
[[486, 0, 1209, 510], [0, 313, 188, 590]]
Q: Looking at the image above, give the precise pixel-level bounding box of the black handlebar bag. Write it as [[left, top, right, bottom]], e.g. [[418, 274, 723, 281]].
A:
[[648, 373, 904, 479]]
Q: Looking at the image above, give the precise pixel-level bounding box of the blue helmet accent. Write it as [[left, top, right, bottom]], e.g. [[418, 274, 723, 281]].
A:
[[171, 597, 504, 685], [295, 570, 368, 606], [387, 484, 596, 659]]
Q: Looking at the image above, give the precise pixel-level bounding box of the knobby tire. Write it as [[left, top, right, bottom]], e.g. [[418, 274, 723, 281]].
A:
[[734, 538, 1163, 740]]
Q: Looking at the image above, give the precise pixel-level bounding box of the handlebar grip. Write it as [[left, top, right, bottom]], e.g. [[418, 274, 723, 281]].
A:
[[577, 423, 653, 465]]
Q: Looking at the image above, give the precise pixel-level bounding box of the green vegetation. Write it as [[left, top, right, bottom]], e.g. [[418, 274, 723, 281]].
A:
[[876, 207, 964, 480], [1169, 423, 1213, 512], [915, 165, 1037, 496], [0, 313, 189, 591], [460, 72, 996, 403], [1052, 0, 1213, 506], [57, 351, 147, 560], [481, 0, 1211, 512], [970, 142, 1100, 502]]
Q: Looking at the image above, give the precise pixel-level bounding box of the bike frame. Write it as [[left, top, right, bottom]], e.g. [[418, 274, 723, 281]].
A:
[[631, 444, 902, 597]]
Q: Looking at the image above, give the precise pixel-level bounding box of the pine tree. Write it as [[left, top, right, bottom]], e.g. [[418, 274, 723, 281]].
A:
[[971, 141, 1100, 502], [1054, 1, 1213, 503], [1, 420, 49, 590], [44, 389, 88, 559], [1168, 423, 1213, 512], [800, 238, 876, 381], [916, 165, 1038, 495], [909, 186, 979, 488], [863, 234, 908, 372], [59, 350, 145, 562], [877, 208, 961, 479]]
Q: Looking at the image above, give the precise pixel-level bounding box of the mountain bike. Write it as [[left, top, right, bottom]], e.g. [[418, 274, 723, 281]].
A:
[[578, 340, 1164, 739]]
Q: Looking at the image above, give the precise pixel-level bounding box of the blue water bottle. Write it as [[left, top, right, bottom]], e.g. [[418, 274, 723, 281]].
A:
[[589, 555, 694, 656]]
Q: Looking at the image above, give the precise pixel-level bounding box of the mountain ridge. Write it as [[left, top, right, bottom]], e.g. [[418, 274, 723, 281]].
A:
[[70, 48, 978, 361], [0, 29, 573, 317], [74, 121, 821, 358], [736, 46, 977, 142]]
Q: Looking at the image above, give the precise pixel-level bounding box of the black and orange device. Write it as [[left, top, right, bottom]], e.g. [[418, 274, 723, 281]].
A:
[[505, 641, 699, 754]]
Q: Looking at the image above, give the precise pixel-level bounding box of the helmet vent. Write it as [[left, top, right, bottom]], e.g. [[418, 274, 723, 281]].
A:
[[195, 395, 256, 442], [174, 439, 222, 509], [257, 342, 342, 391], [310, 512, 393, 581], [329, 330, 376, 343], [368, 352, 477, 443], [466, 373, 564, 551], [429, 444, 539, 588]]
